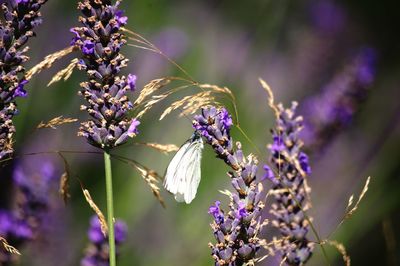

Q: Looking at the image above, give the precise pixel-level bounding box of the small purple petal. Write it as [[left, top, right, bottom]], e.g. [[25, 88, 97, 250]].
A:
[[127, 74, 137, 91], [208, 201, 224, 224], [82, 40, 95, 55], [235, 201, 248, 219], [127, 119, 140, 136], [13, 79, 29, 98], [219, 107, 233, 129], [70, 28, 81, 45], [16, 0, 30, 4], [115, 10, 128, 26], [262, 164, 276, 182]]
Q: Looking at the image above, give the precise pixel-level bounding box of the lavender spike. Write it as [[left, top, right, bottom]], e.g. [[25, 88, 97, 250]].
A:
[[301, 48, 377, 152], [71, 0, 139, 150], [194, 107, 265, 266], [0, 0, 48, 160], [0, 160, 58, 264], [266, 102, 314, 265]]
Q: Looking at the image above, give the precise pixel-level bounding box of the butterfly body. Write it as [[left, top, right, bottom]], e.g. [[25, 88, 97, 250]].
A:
[[164, 132, 203, 204]]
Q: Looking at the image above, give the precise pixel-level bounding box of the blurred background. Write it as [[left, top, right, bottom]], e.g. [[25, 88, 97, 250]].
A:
[[1, 0, 399, 265]]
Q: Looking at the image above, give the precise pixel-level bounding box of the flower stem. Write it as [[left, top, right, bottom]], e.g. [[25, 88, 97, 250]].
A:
[[104, 151, 116, 266]]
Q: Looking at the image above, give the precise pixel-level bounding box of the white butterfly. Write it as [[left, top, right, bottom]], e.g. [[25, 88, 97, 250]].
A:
[[163, 132, 204, 204]]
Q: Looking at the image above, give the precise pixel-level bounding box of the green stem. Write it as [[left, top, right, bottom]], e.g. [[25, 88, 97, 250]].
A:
[[104, 151, 116, 266]]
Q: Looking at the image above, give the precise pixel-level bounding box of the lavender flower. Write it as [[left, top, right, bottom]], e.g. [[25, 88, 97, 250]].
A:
[[300, 48, 377, 152], [266, 102, 314, 265], [71, 0, 139, 150], [0, 160, 58, 264], [0, 210, 32, 264], [0, 0, 47, 160], [81, 216, 127, 266], [193, 107, 265, 266], [13, 161, 58, 236]]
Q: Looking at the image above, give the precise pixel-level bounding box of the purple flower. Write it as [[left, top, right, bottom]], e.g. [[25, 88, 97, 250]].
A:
[[82, 216, 127, 265], [12, 160, 58, 237], [0, 211, 33, 241], [300, 47, 377, 152], [13, 79, 29, 98], [299, 152, 312, 175], [0, 157, 58, 266], [0, 211, 13, 235], [13, 221, 33, 240], [270, 136, 285, 153], [70, 28, 81, 45], [0, 0, 48, 160], [88, 216, 105, 244], [208, 201, 224, 224], [267, 102, 314, 265], [262, 165, 276, 182], [115, 10, 128, 26], [194, 107, 264, 265], [114, 220, 128, 243], [82, 40, 95, 55], [127, 74, 137, 91], [219, 107, 233, 129], [72, 0, 138, 149], [16, 0, 30, 4], [235, 201, 248, 219], [127, 119, 140, 136]]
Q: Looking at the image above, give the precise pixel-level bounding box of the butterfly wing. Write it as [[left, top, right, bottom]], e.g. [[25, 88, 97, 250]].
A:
[[163, 141, 191, 195], [183, 139, 203, 203], [163, 136, 203, 204]]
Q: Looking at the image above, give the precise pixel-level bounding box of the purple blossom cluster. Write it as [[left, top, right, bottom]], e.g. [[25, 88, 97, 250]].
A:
[[300, 48, 377, 151], [0, 0, 47, 160], [0, 210, 32, 264], [81, 216, 127, 266], [193, 107, 265, 266], [264, 102, 314, 265], [0, 160, 58, 264], [71, 0, 139, 150]]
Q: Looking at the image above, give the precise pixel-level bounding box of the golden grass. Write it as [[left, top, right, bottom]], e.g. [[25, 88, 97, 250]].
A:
[[137, 142, 179, 154], [37, 116, 78, 129], [0, 237, 20, 255], [47, 58, 79, 86], [26, 46, 76, 81], [82, 188, 108, 237]]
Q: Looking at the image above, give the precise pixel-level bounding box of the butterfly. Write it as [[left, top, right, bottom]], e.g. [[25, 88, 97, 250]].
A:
[[163, 131, 204, 204]]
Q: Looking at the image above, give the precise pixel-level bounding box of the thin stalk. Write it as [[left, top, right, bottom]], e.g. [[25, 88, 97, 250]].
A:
[[235, 125, 263, 158], [104, 151, 116, 266]]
